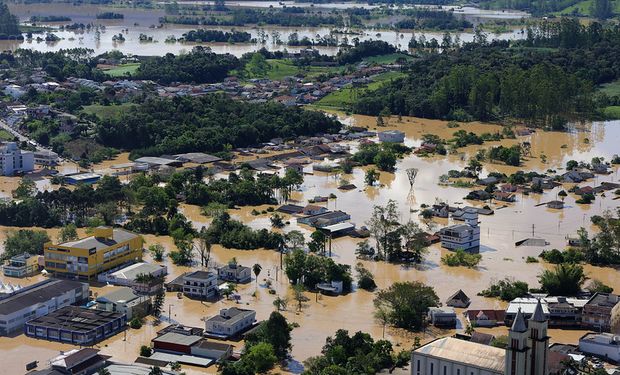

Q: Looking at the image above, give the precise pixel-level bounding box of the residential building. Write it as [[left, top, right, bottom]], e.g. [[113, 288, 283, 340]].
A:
[[151, 332, 202, 354], [3, 252, 39, 277], [465, 310, 505, 327], [493, 191, 516, 202], [44, 227, 143, 280], [582, 292, 620, 332], [546, 200, 564, 209], [98, 262, 167, 294], [95, 287, 150, 320], [446, 289, 470, 308], [3, 84, 25, 99], [28, 348, 111, 375], [0, 279, 88, 335], [205, 307, 256, 338], [182, 271, 218, 299], [218, 262, 252, 284], [438, 208, 480, 252], [427, 307, 457, 328], [25, 306, 126, 345], [0, 142, 34, 176], [378, 130, 405, 143], [316, 280, 344, 295], [412, 301, 550, 375], [578, 333, 620, 362], [302, 204, 328, 216], [431, 203, 450, 218]]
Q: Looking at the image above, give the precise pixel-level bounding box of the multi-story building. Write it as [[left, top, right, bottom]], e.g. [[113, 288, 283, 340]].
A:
[[0, 142, 34, 176], [438, 208, 480, 252], [0, 279, 88, 335], [95, 287, 151, 320], [3, 252, 39, 278], [205, 307, 256, 338], [579, 333, 620, 362], [582, 292, 620, 332], [25, 306, 126, 345], [182, 271, 218, 300], [218, 263, 252, 284], [44, 227, 143, 280]]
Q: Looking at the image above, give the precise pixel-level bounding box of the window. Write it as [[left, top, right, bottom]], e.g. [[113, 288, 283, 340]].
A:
[[416, 360, 420, 374], [430, 363, 434, 375], [457, 370, 460, 375], [443, 367, 447, 375]]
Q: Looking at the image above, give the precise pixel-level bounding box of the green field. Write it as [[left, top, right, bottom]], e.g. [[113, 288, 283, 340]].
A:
[[313, 71, 406, 110], [600, 79, 620, 97], [103, 63, 140, 77], [556, 0, 620, 15], [82, 103, 137, 119], [362, 53, 414, 65], [602, 106, 620, 119], [0, 129, 15, 141], [249, 59, 341, 81]]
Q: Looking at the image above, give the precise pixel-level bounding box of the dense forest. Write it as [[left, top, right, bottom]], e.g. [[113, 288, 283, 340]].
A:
[[3, 49, 106, 81], [134, 47, 240, 84], [336, 40, 396, 65], [473, 0, 615, 18], [354, 19, 620, 128], [95, 94, 341, 157]]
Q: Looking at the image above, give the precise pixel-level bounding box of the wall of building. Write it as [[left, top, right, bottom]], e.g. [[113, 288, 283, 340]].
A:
[[411, 354, 502, 375], [579, 339, 620, 362]]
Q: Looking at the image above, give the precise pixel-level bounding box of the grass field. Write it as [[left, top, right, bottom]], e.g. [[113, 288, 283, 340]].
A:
[[602, 106, 620, 119], [313, 71, 406, 110], [252, 60, 341, 81], [0, 129, 15, 141], [82, 103, 136, 119], [103, 63, 140, 77], [600, 79, 620, 97], [556, 0, 620, 15]]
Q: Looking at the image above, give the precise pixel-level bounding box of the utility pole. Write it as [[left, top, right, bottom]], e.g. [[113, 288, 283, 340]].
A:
[[168, 304, 173, 323], [532, 224, 535, 237]]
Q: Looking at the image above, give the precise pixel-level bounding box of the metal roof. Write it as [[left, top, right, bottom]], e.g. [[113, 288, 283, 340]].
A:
[[109, 262, 165, 281], [321, 222, 355, 233], [60, 228, 139, 250], [415, 337, 505, 372], [152, 332, 202, 346], [0, 279, 86, 316]]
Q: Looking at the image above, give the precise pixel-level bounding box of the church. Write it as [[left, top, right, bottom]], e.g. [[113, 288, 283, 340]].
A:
[[411, 300, 550, 375]]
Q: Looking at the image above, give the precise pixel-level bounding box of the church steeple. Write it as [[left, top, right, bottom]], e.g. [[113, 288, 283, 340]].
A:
[[527, 299, 549, 375], [505, 308, 530, 375]]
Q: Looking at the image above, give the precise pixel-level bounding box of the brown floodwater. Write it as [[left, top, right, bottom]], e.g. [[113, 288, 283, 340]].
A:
[[0, 115, 619, 374]]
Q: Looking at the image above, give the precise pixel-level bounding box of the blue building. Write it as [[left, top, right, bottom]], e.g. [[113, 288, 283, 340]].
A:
[[25, 306, 126, 345]]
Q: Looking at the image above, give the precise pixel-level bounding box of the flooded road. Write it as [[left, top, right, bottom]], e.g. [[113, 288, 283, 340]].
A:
[[2, 3, 527, 56], [0, 116, 618, 374]]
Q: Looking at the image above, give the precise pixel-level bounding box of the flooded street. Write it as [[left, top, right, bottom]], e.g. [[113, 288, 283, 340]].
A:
[[0, 114, 617, 373], [1, 3, 527, 56]]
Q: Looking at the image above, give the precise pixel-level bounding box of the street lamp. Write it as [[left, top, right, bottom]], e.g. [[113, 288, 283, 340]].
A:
[[168, 304, 174, 323]]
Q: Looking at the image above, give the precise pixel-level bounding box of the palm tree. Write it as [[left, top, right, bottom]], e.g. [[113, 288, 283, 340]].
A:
[[98, 369, 111, 375], [252, 263, 262, 291], [538, 263, 587, 296], [273, 295, 288, 311]]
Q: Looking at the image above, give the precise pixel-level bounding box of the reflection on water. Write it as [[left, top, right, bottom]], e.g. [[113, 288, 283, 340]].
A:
[[0, 115, 617, 373], [4, 3, 527, 56]]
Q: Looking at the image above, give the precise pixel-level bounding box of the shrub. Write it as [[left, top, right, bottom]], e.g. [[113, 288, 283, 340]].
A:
[[441, 249, 482, 268]]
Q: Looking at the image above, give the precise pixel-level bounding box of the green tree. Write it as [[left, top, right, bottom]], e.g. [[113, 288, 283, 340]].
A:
[[273, 295, 288, 311], [246, 53, 270, 77], [538, 263, 587, 296], [373, 281, 439, 330], [243, 342, 278, 373], [308, 230, 327, 255], [140, 345, 152, 357], [152, 289, 165, 319], [2, 229, 50, 260], [365, 168, 380, 186], [374, 151, 397, 172], [97, 369, 111, 375], [148, 367, 163, 375], [149, 243, 165, 262], [245, 311, 292, 359], [57, 224, 78, 243], [252, 263, 262, 290], [355, 262, 376, 291], [12, 179, 37, 199], [591, 0, 612, 20], [293, 284, 309, 312]]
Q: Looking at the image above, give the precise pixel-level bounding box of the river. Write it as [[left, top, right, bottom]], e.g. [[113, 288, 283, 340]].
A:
[[1, 3, 527, 56]]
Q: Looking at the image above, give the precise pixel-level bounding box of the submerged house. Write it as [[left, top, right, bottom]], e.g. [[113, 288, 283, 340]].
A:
[[438, 209, 480, 253], [446, 289, 471, 308]]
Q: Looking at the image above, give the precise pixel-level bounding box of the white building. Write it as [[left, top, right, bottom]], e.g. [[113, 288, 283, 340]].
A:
[[33, 150, 60, 166], [182, 271, 218, 299], [218, 263, 252, 283], [579, 333, 620, 362], [98, 262, 167, 294], [412, 300, 550, 375], [95, 287, 150, 320], [205, 307, 256, 338], [0, 142, 34, 176], [3, 84, 26, 99], [378, 130, 405, 143], [0, 279, 88, 335], [438, 208, 480, 252]]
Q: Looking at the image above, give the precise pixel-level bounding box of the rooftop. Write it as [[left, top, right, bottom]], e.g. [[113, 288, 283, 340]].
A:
[[185, 270, 217, 280], [586, 292, 620, 308], [109, 262, 165, 281], [152, 332, 203, 346], [206, 307, 255, 325], [26, 306, 124, 332], [414, 337, 505, 372], [0, 279, 85, 316], [96, 287, 142, 304], [57, 228, 139, 251]]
